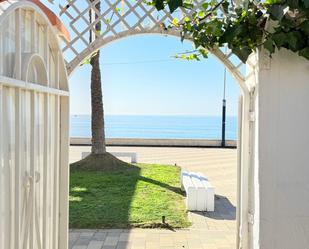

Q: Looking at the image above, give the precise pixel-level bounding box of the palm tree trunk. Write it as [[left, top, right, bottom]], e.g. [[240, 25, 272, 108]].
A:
[[90, 0, 106, 154], [90, 50, 106, 154]]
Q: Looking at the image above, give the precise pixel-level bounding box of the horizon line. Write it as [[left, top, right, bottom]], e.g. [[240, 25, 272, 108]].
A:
[[70, 113, 238, 118]]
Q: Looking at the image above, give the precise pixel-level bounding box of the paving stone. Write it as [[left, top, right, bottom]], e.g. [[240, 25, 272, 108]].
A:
[[75, 237, 92, 246], [104, 236, 119, 246], [87, 240, 104, 249], [102, 246, 116, 249], [70, 232, 81, 240], [69, 241, 75, 249], [104, 229, 123, 233], [116, 241, 131, 249], [80, 232, 95, 239], [119, 233, 130, 242], [107, 232, 121, 238], [70, 234, 80, 248], [93, 232, 107, 241], [72, 246, 87, 249]]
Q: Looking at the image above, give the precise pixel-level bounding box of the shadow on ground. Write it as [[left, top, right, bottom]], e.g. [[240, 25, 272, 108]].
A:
[[191, 194, 236, 220]]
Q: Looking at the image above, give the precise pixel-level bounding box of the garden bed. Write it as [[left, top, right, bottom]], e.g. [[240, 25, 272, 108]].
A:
[[69, 163, 190, 228]]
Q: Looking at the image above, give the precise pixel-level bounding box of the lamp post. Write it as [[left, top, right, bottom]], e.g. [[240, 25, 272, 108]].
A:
[[221, 56, 227, 147]]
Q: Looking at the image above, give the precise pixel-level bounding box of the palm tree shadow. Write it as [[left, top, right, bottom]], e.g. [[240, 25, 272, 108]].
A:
[[138, 175, 183, 195]]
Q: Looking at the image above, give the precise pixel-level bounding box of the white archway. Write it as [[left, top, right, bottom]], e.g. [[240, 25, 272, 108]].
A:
[[57, 1, 255, 248], [1, 1, 308, 249]]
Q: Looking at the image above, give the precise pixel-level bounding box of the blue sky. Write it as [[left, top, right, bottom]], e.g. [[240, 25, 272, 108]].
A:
[[69, 35, 241, 116]]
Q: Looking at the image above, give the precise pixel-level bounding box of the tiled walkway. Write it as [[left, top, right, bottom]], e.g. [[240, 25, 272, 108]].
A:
[[69, 146, 237, 249]]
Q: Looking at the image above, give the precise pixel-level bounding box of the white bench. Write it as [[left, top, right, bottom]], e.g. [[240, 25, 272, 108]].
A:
[[181, 171, 215, 212], [81, 152, 138, 163], [181, 172, 197, 211]]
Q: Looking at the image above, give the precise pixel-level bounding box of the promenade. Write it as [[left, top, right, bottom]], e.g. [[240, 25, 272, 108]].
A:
[[69, 146, 237, 249]]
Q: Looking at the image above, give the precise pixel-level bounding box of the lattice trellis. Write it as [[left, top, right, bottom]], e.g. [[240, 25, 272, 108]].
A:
[[55, 0, 245, 85]]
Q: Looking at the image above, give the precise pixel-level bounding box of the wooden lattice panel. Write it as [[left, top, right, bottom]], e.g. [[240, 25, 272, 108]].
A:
[[56, 0, 245, 84]]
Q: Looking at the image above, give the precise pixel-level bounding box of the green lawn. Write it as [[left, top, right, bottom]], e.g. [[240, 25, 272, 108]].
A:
[[69, 163, 191, 229]]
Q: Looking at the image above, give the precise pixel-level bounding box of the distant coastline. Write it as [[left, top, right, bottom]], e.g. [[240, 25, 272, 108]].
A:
[[70, 114, 237, 140]]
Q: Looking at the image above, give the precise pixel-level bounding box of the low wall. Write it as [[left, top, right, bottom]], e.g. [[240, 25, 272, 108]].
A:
[[70, 137, 237, 148]]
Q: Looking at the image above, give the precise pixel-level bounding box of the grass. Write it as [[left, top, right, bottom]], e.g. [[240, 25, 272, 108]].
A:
[[69, 163, 191, 229]]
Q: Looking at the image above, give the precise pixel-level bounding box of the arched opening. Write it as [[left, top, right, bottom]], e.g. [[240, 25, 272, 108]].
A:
[[70, 35, 241, 139], [22, 53, 48, 85], [69, 34, 245, 249]]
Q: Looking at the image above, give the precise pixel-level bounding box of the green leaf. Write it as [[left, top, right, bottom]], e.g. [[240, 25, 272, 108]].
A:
[[235, 7, 243, 16], [222, 1, 229, 12], [202, 2, 209, 9], [272, 32, 287, 48], [287, 0, 299, 8], [199, 48, 208, 58], [154, 0, 165, 10], [300, 20, 309, 35], [280, 17, 298, 28], [184, 16, 190, 22], [82, 58, 91, 65], [286, 31, 304, 51], [168, 0, 183, 13], [299, 47, 309, 60], [220, 25, 246, 43], [147, 0, 309, 63], [269, 4, 286, 21], [183, 2, 194, 9], [232, 46, 252, 63], [198, 10, 206, 18], [172, 18, 179, 26], [210, 0, 217, 7], [301, 0, 309, 8], [265, 0, 283, 4], [264, 38, 275, 53]]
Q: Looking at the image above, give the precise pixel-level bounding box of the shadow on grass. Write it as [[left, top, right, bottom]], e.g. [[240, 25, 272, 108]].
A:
[[191, 194, 236, 220], [69, 156, 189, 229], [138, 175, 183, 195]]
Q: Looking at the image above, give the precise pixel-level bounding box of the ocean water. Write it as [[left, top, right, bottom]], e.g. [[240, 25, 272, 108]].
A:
[[70, 115, 237, 140]]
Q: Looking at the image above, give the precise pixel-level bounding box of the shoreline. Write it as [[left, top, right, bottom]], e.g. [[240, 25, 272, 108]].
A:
[[70, 137, 237, 148]]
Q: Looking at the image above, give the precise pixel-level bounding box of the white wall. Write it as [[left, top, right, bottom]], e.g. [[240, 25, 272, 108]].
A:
[[256, 49, 309, 249]]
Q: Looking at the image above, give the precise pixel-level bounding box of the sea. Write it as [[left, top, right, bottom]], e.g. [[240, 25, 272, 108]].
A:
[[70, 115, 237, 140]]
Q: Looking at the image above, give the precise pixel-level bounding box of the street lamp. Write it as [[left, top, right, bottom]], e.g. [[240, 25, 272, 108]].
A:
[[221, 49, 227, 147]]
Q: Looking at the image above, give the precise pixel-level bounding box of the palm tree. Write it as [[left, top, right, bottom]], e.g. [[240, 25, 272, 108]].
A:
[[89, 0, 106, 155], [71, 0, 129, 170]]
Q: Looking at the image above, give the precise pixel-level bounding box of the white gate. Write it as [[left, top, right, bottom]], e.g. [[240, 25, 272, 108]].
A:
[[0, 2, 69, 249]]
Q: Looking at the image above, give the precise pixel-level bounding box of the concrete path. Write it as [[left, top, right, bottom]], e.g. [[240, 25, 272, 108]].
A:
[[69, 146, 237, 249]]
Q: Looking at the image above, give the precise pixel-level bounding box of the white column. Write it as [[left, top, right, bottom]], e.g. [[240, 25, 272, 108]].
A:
[[58, 96, 69, 249], [31, 11, 37, 53], [15, 9, 21, 80], [253, 49, 309, 249], [14, 88, 22, 249], [0, 85, 4, 249]]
